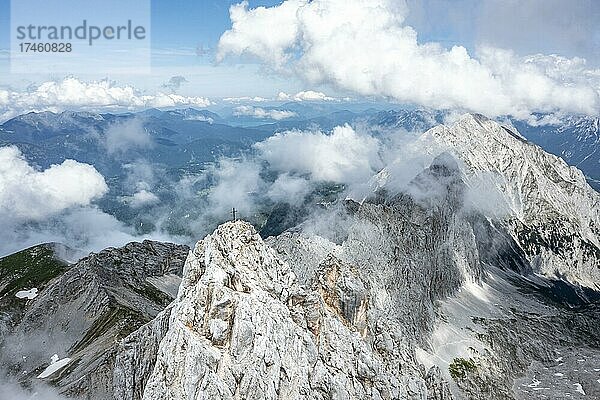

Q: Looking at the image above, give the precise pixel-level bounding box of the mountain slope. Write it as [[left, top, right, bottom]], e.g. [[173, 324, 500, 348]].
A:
[[416, 114, 599, 289], [0, 243, 73, 339], [0, 109, 270, 175], [0, 240, 189, 399], [140, 139, 600, 398]]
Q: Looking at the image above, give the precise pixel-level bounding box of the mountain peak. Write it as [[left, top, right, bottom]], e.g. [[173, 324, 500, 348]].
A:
[[143, 215, 452, 399], [422, 113, 600, 289], [189, 220, 297, 299]]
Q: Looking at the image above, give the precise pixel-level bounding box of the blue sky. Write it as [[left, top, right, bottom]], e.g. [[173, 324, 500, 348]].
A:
[[0, 0, 280, 50], [1, 0, 595, 59], [0, 0, 598, 102], [150, 1, 281, 49], [0, 0, 293, 97], [0, 0, 303, 97]]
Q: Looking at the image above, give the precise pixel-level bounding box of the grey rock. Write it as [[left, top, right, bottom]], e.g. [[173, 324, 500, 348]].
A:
[[0, 240, 189, 399], [113, 305, 175, 400]]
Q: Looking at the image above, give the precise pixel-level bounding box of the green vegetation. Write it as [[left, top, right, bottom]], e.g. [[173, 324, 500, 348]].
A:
[[0, 244, 69, 297], [449, 357, 477, 380]]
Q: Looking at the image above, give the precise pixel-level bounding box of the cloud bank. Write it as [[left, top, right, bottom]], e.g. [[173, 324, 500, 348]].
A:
[[121, 189, 160, 209], [0, 146, 108, 221], [233, 105, 297, 120], [206, 158, 263, 216], [277, 90, 336, 102], [198, 124, 383, 226], [217, 0, 600, 118], [0, 146, 179, 257], [0, 78, 212, 122], [255, 124, 382, 183], [223, 96, 270, 103]]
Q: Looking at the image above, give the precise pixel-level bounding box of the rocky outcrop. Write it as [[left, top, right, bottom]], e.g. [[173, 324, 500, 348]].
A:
[[312, 255, 369, 336], [0, 240, 189, 399], [113, 305, 175, 400], [142, 220, 454, 400]]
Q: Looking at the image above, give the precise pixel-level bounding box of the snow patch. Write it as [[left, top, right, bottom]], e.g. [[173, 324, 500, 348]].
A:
[[574, 383, 585, 395], [37, 356, 71, 379], [15, 288, 38, 299]]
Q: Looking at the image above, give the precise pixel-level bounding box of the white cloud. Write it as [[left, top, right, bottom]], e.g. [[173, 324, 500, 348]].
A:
[[123, 160, 156, 191], [146, 93, 210, 108], [224, 91, 343, 103], [0, 146, 186, 256], [184, 115, 214, 123], [207, 158, 262, 215], [105, 118, 153, 155], [0, 379, 67, 400], [120, 189, 160, 209], [0, 77, 212, 122], [233, 105, 297, 120], [218, 0, 600, 118], [218, 0, 305, 67], [0, 146, 108, 222], [254, 124, 382, 183], [524, 113, 564, 127], [223, 96, 270, 103], [0, 90, 8, 105], [277, 90, 336, 102], [267, 174, 311, 206], [0, 206, 181, 258]]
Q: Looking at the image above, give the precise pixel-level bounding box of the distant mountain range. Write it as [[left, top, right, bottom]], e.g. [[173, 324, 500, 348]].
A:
[[368, 109, 600, 190], [512, 115, 600, 190], [0, 106, 597, 241], [3, 106, 597, 183], [0, 108, 269, 175]]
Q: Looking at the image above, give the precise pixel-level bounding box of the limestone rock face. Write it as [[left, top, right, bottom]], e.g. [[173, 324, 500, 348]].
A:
[[142, 221, 454, 400], [112, 305, 175, 400], [312, 255, 369, 336], [425, 366, 453, 400]]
